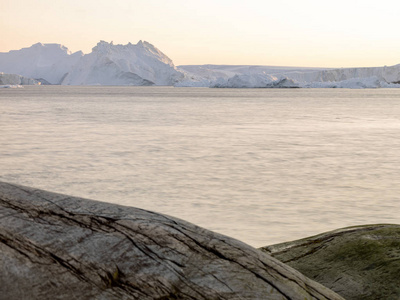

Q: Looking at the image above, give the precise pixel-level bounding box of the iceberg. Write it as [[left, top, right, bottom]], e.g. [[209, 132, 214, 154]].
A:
[[0, 85, 23, 88], [0, 43, 82, 84], [2, 41, 400, 88], [204, 73, 400, 89], [0, 41, 185, 86], [303, 76, 400, 89], [61, 41, 184, 86], [177, 64, 327, 86], [179, 64, 400, 89], [0, 73, 40, 85], [210, 73, 299, 88]]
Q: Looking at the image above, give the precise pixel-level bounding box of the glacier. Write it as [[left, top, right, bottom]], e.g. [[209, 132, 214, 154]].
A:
[[1, 41, 400, 88]]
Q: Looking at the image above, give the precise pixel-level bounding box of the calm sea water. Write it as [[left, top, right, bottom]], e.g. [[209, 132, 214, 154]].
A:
[[1, 86, 400, 247]]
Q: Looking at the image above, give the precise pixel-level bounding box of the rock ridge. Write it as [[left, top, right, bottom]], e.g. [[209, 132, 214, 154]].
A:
[[0, 181, 343, 300]]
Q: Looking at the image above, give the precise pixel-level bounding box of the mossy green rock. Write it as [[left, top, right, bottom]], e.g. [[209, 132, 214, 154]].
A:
[[260, 224, 400, 300]]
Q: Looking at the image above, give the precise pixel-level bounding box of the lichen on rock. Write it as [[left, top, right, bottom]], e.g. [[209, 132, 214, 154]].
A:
[[260, 224, 400, 300]]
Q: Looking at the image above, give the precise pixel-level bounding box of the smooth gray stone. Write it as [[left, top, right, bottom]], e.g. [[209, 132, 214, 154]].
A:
[[260, 224, 400, 300], [0, 182, 343, 300]]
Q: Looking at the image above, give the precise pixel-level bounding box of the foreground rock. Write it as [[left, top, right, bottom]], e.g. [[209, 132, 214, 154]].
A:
[[260, 224, 400, 300], [0, 182, 342, 300]]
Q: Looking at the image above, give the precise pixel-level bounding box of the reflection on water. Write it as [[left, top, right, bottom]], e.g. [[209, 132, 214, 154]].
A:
[[1, 86, 400, 247]]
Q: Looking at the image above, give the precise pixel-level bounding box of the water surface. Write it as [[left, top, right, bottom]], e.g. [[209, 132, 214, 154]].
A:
[[1, 86, 400, 247]]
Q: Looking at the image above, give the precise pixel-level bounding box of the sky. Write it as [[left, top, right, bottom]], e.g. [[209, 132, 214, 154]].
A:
[[1, 0, 400, 68]]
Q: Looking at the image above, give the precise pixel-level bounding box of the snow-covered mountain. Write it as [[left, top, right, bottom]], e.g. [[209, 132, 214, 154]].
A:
[[0, 41, 184, 86]]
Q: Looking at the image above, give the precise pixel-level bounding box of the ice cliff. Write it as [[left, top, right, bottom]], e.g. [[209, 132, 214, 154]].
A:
[[179, 64, 400, 88], [289, 64, 400, 84]]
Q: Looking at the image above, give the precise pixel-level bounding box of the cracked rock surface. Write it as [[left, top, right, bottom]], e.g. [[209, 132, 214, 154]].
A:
[[0, 181, 343, 299], [260, 224, 400, 300]]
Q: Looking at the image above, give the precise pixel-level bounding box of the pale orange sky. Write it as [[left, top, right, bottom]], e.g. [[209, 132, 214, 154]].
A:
[[1, 0, 400, 68]]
